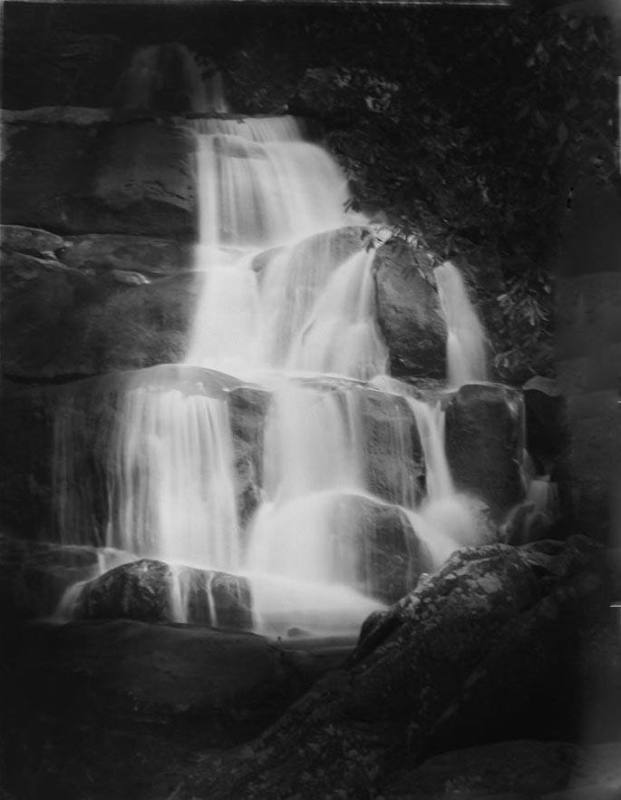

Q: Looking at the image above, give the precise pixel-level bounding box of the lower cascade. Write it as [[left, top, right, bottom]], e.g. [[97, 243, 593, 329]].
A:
[[53, 99, 497, 638]]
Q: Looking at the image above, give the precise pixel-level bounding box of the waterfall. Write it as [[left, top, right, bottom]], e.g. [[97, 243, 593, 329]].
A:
[[435, 261, 488, 387], [53, 51, 495, 636]]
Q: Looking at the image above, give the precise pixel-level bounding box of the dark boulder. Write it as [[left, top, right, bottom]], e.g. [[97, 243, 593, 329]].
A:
[[373, 238, 447, 379], [73, 558, 253, 629], [2, 117, 197, 237], [444, 382, 526, 520]]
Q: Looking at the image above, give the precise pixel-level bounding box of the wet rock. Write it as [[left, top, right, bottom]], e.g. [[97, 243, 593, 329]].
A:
[[2, 118, 197, 237], [374, 238, 447, 378], [444, 383, 526, 520], [73, 558, 253, 629], [228, 386, 271, 529], [334, 493, 430, 603], [358, 388, 423, 506]]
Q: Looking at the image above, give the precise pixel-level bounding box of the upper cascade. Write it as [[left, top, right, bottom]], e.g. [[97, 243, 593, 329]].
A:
[[185, 112, 384, 381], [121, 43, 228, 113]]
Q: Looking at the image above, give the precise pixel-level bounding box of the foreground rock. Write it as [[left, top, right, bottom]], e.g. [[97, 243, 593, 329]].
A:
[[373, 238, 446, 379], [193, 536, 607, 799], [73, 558, 253, 629]]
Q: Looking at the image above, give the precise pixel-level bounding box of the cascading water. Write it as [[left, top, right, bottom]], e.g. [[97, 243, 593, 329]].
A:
[[106, 384, 240, 569], [54, 50, 497, 637], [435, 261, 489, 387]]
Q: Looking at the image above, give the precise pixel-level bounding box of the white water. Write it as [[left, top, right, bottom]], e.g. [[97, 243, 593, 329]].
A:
[[54, 58, 496, 635], [106, 385, 240, 570], [435, 261, 488, 388]]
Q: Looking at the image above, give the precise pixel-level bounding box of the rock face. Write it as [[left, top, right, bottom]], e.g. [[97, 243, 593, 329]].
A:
[[2, 118, 197, 237], [373, 238, 447, 378], [73, 558, 253, 629], [445, 382, 526, 520], [193, 536, 605, 799]]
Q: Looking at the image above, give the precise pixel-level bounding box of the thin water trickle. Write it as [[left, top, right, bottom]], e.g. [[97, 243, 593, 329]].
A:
[[435, 261, 488, 388]]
